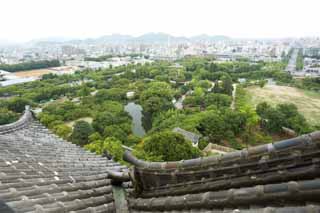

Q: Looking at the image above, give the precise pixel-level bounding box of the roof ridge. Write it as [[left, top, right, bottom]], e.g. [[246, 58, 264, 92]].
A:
[[0, 105, 34, 134], [123, 130, 320, 170]]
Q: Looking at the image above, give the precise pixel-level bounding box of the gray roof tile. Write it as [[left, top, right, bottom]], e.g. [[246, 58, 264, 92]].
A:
[[2, 107, 320, 212]]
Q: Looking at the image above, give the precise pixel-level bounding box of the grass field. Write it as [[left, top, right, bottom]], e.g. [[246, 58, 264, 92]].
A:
[[246, 85, 320, 126]]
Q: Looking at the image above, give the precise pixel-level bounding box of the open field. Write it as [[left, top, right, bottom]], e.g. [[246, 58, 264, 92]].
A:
[[246, 85, 320, 126], [13, 66, 77, 78], [13, 69, 53, 78]]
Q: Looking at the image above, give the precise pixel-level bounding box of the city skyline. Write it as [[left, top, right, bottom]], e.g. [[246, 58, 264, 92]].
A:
[[1, 0, 320, 42]]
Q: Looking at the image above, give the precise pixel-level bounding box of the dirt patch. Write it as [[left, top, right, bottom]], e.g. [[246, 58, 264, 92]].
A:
[[246, 85, 320, 126], [13, 66, 77, 78], [14, 69, 53, 78]]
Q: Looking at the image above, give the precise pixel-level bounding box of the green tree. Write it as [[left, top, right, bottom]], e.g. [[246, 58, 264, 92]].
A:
[[103, 124, 130, 142], [259, 80, 267, 88], [140, 82, 173, 115], [0, 108, 19, 125], [77, 84, 91, 98], [136, 131, 200, 161], [212, 81, 221, 93], [220, 74, 233, 96], [85, 137, 124, 163], [7, 97, 32, 113], [53, 124, 72, 140], [204, 93, 232, 109], [256, 102, 272, 119], [256, 102, 310, 134], [71, 121, 94, 146], [92, 111, 130, 134], [197, 112, 227, 143]]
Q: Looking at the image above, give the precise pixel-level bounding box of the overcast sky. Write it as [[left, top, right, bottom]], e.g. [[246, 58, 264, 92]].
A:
[[1, 0, 320, 42]]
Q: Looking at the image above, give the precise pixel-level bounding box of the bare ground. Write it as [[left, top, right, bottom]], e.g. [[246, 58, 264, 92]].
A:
[[246, 85, 320, 126]]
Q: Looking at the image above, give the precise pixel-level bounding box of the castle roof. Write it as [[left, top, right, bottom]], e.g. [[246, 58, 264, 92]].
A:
[[0, 107, 129, 212], [1, 107, 320, 212]]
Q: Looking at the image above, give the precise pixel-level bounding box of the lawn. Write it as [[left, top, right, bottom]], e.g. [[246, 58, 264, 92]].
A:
[[246, 85, 320, 126]]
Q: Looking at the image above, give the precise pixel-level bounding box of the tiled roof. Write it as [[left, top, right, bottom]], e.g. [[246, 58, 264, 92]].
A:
[[2, 106, 320, 212], [124, 130, 320, 212], [0, 107, 129, 212], [172, 127, 200, 145]]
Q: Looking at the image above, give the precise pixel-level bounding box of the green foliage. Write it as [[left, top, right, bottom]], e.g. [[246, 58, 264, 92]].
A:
[[77, 85, 91, 97], [39, 113, 62, 128], [2, 97, 33, 113], [104, 124, 130, 142], [197, 112, 227, 143], [197, 110, 247, 145], [85, 137, 125, 163], [95, 88, 127, 102], [42, 73, 58, 80], [92, 111, 131, 135], [40, 101, 90, 128], [256, 102, 311, 134], [71, 121, 94, 146], [220, 74, 233, 95], [151, 109, 187, 132], [204, 93, 232, 109], [198, 138, 210, 150], [0, 108, 19, 125], [99, 101, 124, 114], [140, 81, 173, 115], [2, 55, 315, 162], [135, 131, 201, 161], [0, 60, 60, 72], [259, 80, 267, 88], [299, 77, 320, 91], [296, 49, 304, 70], [52, 124, 72, 140], [126, 135, 141, 147], [183, 95, 203, 107]]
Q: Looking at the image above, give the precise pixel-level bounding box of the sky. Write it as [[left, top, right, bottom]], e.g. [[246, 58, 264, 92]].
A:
[[1, 0, 320, 42]]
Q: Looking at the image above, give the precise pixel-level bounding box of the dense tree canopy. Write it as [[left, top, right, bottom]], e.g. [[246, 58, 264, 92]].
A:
[[0, 60, 60, 72], [256, 102, 311, 134], [71, 121, 94, 146], [84, 137, 125, 163], [140, 81, 174, 115], [134, 131, 200, 161], [0, 108, 19, 125]]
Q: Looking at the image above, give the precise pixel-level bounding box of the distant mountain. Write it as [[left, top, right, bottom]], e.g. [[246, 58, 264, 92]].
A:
[[95, 34, 134, 43], [134, 33, 188, 44], [26, 33, 231, 46], [191, 34, 230, 42], [29, 36, 78, 43]]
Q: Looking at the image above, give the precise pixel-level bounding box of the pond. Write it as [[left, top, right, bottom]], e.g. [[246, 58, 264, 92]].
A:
[[124, 102, 146, 137]]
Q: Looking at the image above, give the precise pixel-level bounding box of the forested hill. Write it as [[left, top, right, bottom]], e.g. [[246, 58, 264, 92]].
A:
[[0, 60, 60, 72]]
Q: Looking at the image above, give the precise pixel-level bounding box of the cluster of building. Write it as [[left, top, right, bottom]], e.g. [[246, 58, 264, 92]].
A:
[[0, 37, 299, 64], [303, 57, 320, 77], [1, 36, 320, 87], [65, 56, 153, 70]]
